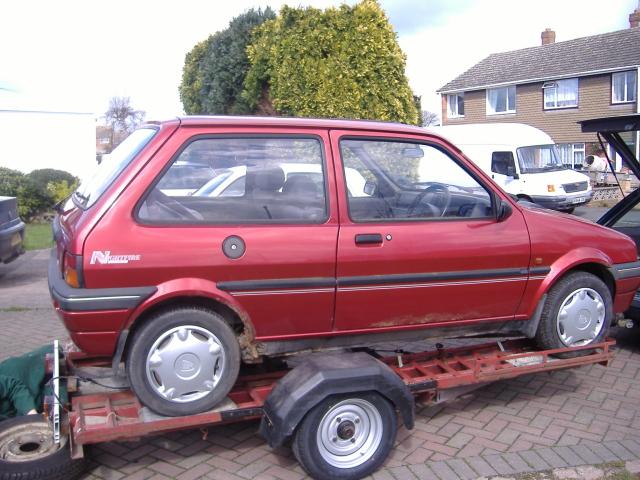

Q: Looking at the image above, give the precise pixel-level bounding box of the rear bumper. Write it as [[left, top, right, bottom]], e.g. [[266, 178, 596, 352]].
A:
[[0, 219, 25, 264], [48, 248, 156, 354], [529, 191, 593, 210]]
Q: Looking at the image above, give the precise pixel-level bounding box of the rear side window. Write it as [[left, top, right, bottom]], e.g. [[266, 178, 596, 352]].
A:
[[74, 128, 157, 209], [137, 137, 328, 224]]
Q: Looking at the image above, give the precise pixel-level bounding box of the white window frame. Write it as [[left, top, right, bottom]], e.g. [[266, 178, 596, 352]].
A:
[[543, 78, 579, 109], [612, 71, 637, 104], [486, 86, 516, 115], [447, 93, 464, 118]]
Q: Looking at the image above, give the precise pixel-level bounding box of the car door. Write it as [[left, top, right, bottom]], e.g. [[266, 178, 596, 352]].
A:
[[329, 130, 531, 332], [90, 127, 339, 339]]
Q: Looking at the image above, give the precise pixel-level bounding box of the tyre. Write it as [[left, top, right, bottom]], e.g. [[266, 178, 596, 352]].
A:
[[535, 271, 612, 357], [0, 415, 86, 480], [292, 392, 397, 480], [126, 307, 241, 417]]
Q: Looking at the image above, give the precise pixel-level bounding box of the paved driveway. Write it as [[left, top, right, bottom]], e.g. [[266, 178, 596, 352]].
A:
[[1, 249, 640, 480]]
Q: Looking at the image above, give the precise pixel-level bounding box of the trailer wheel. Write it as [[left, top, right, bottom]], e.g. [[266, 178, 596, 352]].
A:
[[127, 307, 240, 417], [292, 392, 397, 480], [536, 271, 612, 357], [0, 415, 86, 480]]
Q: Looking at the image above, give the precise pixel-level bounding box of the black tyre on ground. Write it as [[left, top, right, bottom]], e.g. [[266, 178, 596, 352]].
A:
[[126, 307, 241, 417], [0, 415, 86, 480], [292, 392, 397, 480], [535, 271, 612, 357]]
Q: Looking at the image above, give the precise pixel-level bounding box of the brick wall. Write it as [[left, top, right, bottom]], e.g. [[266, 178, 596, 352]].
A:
[[442, 73, 637, 144]]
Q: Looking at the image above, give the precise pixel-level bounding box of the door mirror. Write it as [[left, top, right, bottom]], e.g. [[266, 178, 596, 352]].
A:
[[363, 180, 378, 196], [506, 165, 519, 179], [496, 199, 513, 222]]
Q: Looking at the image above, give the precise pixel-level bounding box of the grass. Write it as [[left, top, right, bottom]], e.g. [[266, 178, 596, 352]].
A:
[[23, 223, 54, 251]]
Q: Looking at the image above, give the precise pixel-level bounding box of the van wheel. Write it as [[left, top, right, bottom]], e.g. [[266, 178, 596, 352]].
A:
[[126, 307, 240, 416], [535, 272, 612, 357], [292, 392, 397, 480]]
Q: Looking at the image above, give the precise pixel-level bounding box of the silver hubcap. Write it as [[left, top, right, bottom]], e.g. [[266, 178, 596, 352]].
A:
[[556, 287, 605, 346], [0, 421, 64, 463], [146, 325, 226, 403], [316, 399, 383, 469]]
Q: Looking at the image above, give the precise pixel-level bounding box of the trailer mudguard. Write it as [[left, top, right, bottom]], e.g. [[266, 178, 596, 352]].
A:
[[259, 352, 415, 448]]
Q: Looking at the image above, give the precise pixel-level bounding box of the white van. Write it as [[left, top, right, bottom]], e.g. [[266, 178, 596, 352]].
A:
[[432, 123, 593, 212]]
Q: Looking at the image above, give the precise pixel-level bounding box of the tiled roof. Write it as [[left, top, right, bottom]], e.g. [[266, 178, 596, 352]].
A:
[[438, 27, 640, 93]]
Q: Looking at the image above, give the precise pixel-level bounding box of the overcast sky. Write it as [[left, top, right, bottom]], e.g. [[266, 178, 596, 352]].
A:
[[1, 0, 637, 121]]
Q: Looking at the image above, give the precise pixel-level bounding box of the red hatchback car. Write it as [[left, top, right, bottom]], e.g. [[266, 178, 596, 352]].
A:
[[49, 117, 640, 416]]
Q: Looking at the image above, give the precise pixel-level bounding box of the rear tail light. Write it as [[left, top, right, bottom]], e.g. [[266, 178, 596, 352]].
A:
[[63, 252, 83, 288]]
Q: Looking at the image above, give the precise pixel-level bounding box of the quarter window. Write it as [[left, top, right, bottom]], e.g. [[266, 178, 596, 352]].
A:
[[612, 71, 637, 103], [487, 86, 516, 115], [340, 139, 492, 222], [543, 78, 578, 109], [447, 93, 464, 118], [138, 137, 327, 224]]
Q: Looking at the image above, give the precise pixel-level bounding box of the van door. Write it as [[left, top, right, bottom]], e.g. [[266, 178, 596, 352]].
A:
[[330, 131, 531, 332], [490, 151, 520, 194]]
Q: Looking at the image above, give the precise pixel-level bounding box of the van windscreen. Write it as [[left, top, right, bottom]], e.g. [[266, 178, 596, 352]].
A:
[[516, 145, 566, 173]]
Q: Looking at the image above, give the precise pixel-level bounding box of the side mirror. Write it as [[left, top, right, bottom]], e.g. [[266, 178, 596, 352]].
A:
[[506, 165, 519, 179], [363, 180, 377, 196], [496, 199, 513, 222]]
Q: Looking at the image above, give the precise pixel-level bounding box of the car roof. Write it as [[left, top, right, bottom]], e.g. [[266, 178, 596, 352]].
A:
[[150, 116, 430, 136]]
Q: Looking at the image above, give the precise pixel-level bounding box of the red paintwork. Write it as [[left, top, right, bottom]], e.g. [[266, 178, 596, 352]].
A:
[[52, 117, 640, 358]]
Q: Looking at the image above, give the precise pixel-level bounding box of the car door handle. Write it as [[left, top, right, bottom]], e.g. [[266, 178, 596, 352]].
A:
[[355, 233, 383, 245]]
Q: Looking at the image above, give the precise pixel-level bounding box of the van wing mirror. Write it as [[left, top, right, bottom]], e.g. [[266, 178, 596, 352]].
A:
[[363, 180, 377, 196], [496, 198, 513, 222], [506, 165, 519, 179]]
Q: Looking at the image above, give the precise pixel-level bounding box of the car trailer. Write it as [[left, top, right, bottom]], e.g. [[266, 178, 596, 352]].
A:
[[0, 338, 616, 480]]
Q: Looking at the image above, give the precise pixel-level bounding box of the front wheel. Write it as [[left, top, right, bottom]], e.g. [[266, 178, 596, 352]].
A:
[[126, 307, 240, 417], [535, 272, 612, 357], [292, 392, 397, 480]]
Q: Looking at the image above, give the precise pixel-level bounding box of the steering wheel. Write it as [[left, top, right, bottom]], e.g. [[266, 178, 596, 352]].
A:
[[147, 190, 204, 221], [408, 183, 451, 218]]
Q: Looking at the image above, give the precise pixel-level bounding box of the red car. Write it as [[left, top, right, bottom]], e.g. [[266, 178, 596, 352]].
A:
[[48, 117, 640, 416]]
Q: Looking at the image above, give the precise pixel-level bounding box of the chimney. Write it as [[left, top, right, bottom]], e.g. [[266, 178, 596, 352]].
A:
[[541, 28, 556, 45], [630, 8, 640, 28]]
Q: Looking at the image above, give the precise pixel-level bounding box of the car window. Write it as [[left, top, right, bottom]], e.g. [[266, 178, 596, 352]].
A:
[[340, 138, 493, 222], [138, 137, 328, 224]]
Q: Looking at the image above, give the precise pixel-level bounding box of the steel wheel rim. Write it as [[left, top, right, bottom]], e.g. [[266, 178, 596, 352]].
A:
[[316, 398, 383, 469], [145, 325, 226, 403], [0, 421, 64, 463], [556, 287, 606, 347]]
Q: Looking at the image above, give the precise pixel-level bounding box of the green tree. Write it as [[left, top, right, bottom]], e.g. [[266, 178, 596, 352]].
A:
[[243, 0, 419, 125], [179, 8, 275, 115]]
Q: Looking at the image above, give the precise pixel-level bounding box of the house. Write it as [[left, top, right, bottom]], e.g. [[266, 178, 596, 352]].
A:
[[437, 9, 640, 169]]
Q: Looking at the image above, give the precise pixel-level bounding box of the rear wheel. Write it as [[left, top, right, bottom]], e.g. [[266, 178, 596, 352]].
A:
[[292, 392, 397, 480], [535, 272, 612, 357], [0, 415, 86, 480], [126, 307, 240, 416]]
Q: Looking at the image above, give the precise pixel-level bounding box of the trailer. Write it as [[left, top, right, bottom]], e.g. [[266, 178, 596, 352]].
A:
[[0, 338, 616, 480]]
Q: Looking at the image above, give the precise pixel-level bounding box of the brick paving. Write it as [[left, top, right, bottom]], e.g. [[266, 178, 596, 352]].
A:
[[1, 250, 640, 479]]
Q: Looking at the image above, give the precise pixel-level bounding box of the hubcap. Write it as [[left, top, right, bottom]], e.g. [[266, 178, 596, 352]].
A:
[[556, 287, 605, 347], [146, 325, 226, 403], [0, 421, 64, 463], [316, 399, 383, 469]]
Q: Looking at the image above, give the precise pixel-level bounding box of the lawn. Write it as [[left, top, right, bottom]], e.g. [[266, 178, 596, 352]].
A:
[[23, 223, 53, 251]]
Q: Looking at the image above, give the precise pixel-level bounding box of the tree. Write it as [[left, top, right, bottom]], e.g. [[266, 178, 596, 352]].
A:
[[242, 0, 419, 125], [104, 97, 145, 150], [179, 8, 275, 115], [421, 110, 439, 127]]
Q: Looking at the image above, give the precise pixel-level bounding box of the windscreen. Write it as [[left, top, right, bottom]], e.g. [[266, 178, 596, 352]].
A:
[[516, 144, 566, 173], [74, 127, 157, 209]]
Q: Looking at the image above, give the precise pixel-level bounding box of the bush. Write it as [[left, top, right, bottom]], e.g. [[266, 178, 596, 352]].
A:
[[0, 167, 77, 220]]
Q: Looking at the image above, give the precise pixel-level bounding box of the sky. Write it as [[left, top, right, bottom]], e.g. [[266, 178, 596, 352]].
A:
[[0, 0, 638, 122]]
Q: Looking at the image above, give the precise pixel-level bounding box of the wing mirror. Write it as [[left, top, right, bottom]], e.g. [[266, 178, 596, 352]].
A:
[[363, 180, 378, 196], [496, 199, 513, 222], [506, 165, 519, 179]]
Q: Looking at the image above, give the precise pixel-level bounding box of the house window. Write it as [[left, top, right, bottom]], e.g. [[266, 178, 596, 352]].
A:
[[543, 78, 578, 109], [556, 143, 585, 168], [486, 86, 515, 115], [447, 93, 464, 118], [612, 71, 637, 103]]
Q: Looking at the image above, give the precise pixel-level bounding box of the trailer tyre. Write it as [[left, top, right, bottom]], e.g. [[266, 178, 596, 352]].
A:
[[0, 415, 86, 480], [127, 307, 240, 417], [292, 392, 397, 480], [536, 271, 612, 357]]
